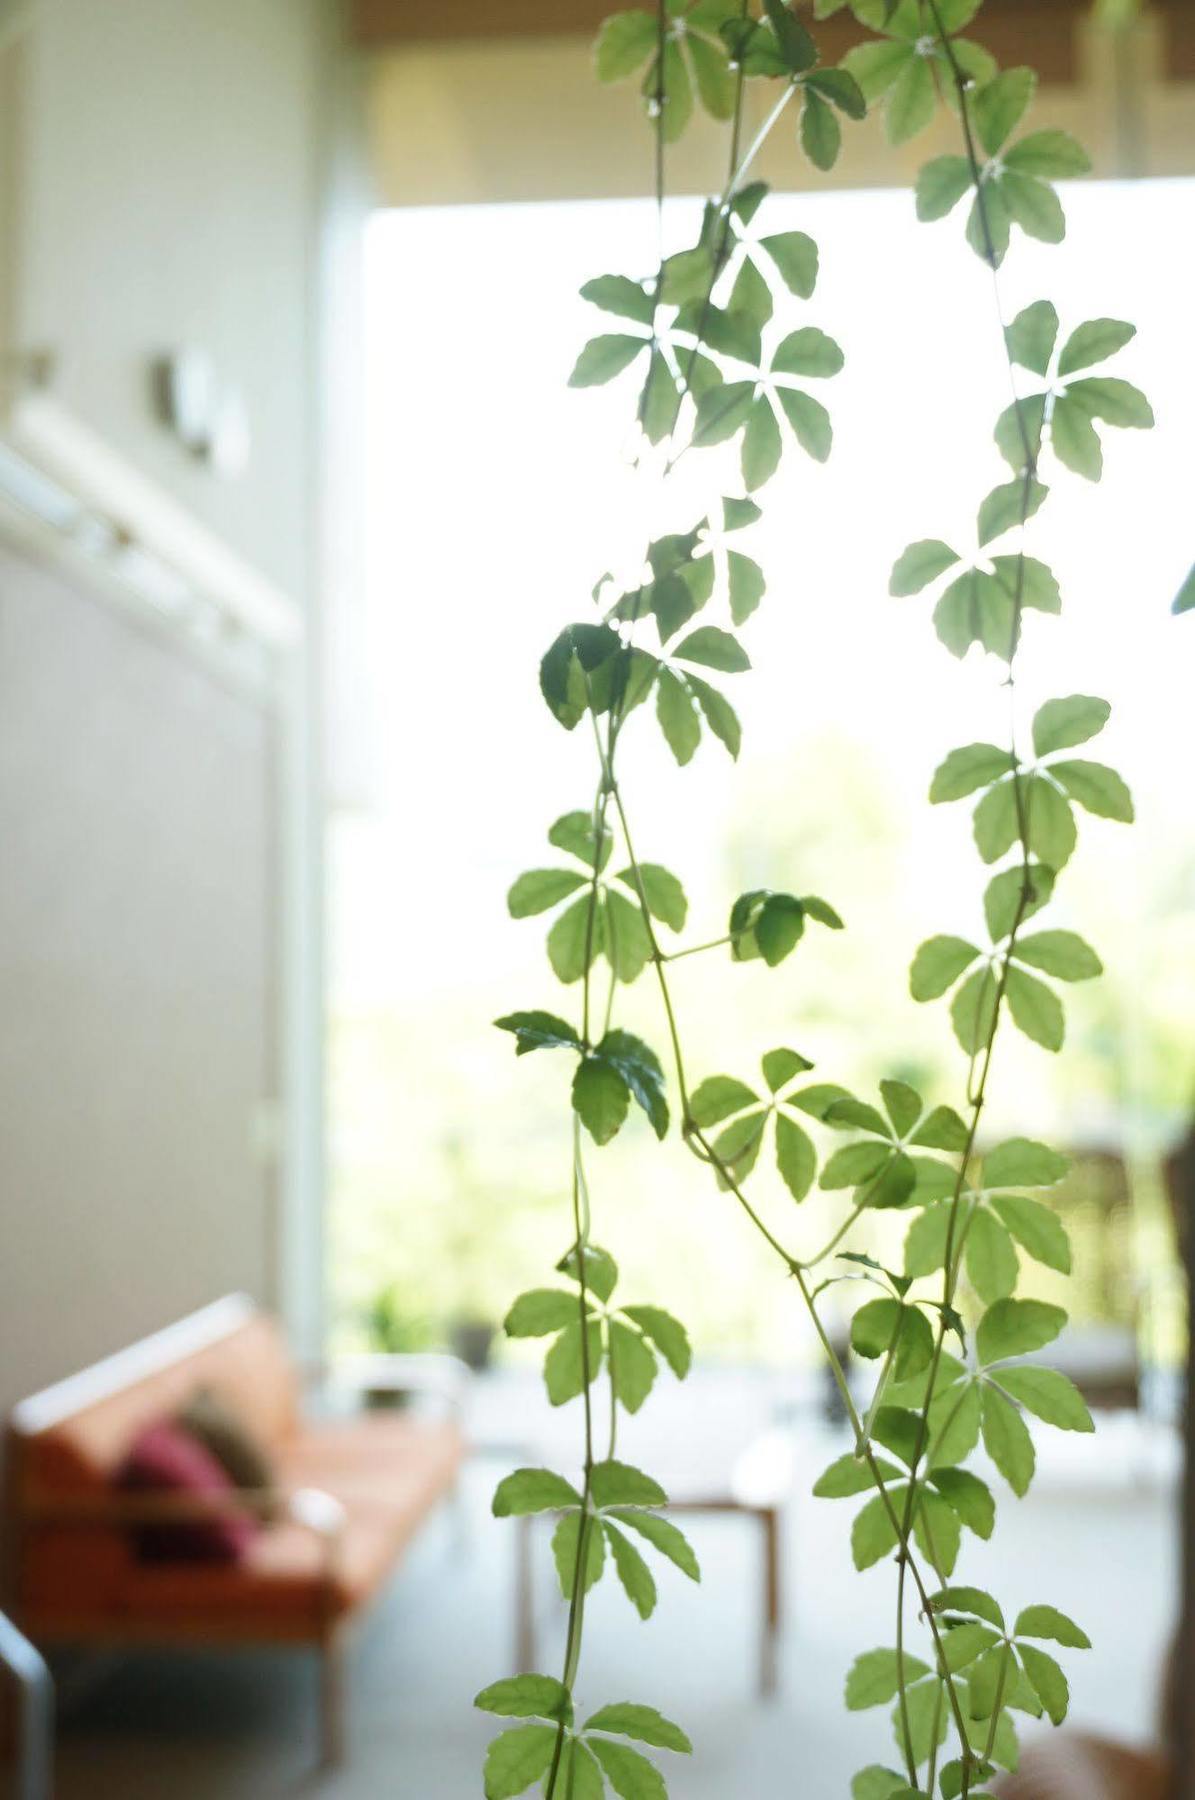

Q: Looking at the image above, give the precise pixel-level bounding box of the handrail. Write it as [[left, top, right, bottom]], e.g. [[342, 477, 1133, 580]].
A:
[[0, 1610, 52, 1800]]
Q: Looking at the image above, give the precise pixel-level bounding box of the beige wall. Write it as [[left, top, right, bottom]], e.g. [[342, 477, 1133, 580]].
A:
[[0, 0, 337, 1427], [11, 0, 328, 601]]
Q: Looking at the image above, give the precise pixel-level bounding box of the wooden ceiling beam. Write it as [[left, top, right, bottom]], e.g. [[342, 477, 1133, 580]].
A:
[[351, 0, 1195, 84]]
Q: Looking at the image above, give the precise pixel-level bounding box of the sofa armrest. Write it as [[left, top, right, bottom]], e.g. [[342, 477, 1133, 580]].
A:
[[321, 1353, 472, 1422]]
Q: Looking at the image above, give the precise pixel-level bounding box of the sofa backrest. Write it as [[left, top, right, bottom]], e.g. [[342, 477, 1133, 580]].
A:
[[9, 1295, 298, 1504]]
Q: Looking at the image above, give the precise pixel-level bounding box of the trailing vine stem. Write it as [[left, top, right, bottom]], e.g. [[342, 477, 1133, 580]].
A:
[[479, 5, 1150, 1796]]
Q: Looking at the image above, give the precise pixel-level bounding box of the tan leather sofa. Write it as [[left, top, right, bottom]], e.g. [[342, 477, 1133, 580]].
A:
[[3, 1294, 466, 1762]]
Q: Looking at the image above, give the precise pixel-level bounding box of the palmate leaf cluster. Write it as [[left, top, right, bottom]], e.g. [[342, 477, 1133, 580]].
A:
[[478, 3, 1152, 1797]]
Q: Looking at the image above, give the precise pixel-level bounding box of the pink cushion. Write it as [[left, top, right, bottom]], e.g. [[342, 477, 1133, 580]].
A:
[[116, 1420, 257, 1564]]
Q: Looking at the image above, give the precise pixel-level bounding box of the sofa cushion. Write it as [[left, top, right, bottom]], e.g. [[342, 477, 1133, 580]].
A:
[[117, 1420, 257, 1564], [176, 1386, 278, 1507]]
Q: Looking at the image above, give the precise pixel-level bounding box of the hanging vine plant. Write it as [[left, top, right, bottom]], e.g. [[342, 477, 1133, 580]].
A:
[[474, 2, 1152, 1795]]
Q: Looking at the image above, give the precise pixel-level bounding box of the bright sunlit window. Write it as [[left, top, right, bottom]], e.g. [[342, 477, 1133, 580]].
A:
[[331, 179, 1195, 1366]]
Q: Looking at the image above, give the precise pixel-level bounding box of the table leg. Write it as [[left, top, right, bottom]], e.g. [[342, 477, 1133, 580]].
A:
[[760, 1506, 780, 1699]]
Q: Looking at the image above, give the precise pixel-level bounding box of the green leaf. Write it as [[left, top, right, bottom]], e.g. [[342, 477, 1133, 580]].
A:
[[552, 1509, 605, 1597], [972, 778, 1019, 864], [801, 87, 842, 170], [492, 1467, 582, 1517], [995, 392, 1048, 472], [483, 1723, 558, 1799], [1018, 1642, 1069, 1726], [966, 1208, 1019, 1304], [990, 1193, 1071, 1273], [1014, 1604, 1091, 1649], [984, 1137, 1069, 1187], [1065, 375, 1154, 428], [609, 1318, 658, 1414], [997, 1365, 1093, 1433], [1057, 317, 1135, 377], [620, 1305, 692, 1378], [933, 568, 1014, 660], [752, 892, 806, 966], [557, 1241, 619, 1300], [616, 863, 686, 933], [508, 868, 588, 918], [851, 1297, 903, 1360], [595, 10, 657, 81], [772, 327, 844, 380], [1005, 299, 1059, 376], [590, 1459, 667, 1509], [608, 1507, 701, 1581], [762, 1047, 813, 1092], [802, 893, 845, 930], [545, 1317, 605, 1405], [991, 553, 1060, 614], [582, 273, 655, 325], [981, 1385, 1035, 1496], [1175, 564, 1195, 615], [910, 935, 980, 1001], [602, 1519, 657, 1618], [890, 539, 959, 597], [776, 1112, 817, 1201], [655, 667, 701, 766], [583, 1703, 691, 1753], [1003, 171, 1066, 246], [851, 1769, 911, 1800], [570, 334, 647, 387], [673, 626, 750, 673], [475, 1674, 571, 1721], [573, 1056, 630, 1145], [929, 1585, 1006, 1630], [916, 155, 973, 222], [824, 1094, 890, 1136], [1015, 929, 1101, 981], [550, 810, 614, 871], [557, 1739, 605, 1800], [951, 967, 999, 1056], [722, 494, 762, 532], [886, 52, 935, 145], [904, 1201, 951, 1279], [549, 895, 604, 985], [688, 27, 736, 119], [689, 1074, 758, 1128], [894, 1670, 950, 1766], [1051, 392, 1103, 480], [911, 1106, 969, 1152], [692, 379, 756, 448], [852, 1490, 901, 1570], [973, 67, 1037, 156], [757, 230, 819, 298], [813, 1452, 903, 1499], [822, 1140, 892, 1190], [659, 244, 716, 305], [726, 549, 766, 626], [967, 181, 1011, 267], [1049, 758, 1134, 821], [983, 862, 1055, 941], [977, 476, 1048, 547], [605, 888, 654, 984], [712, 1108, 768, 1181], [1027, 775, 1077, 872], [1033, 693, 1110, 756], [931, 1467, 995, 1540], [939, 1621, 999, 1673], [1004, 128, 1091, 178], [741, 394, 783, 492], [496, 1011, 583, 1057], [659, 36, 694, 142], [686, 672, 742, 758], [775, 385, 833, 462], [881, 1079, 922, 1138], [930, 743, 1014, 802], [598, 1030, 669, 1138], [589, 1737, 668, 1800], [1006, 965, 1065, 1053], [977, 1297, 1066, 1365], [845, 1648, 932, 1711], [505, 1290, 584, 1338], [928, 1379, 983, 1469]]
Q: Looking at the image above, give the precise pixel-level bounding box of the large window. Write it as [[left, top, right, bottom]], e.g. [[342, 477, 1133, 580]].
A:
[[330, 179, 1194, 1366]]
